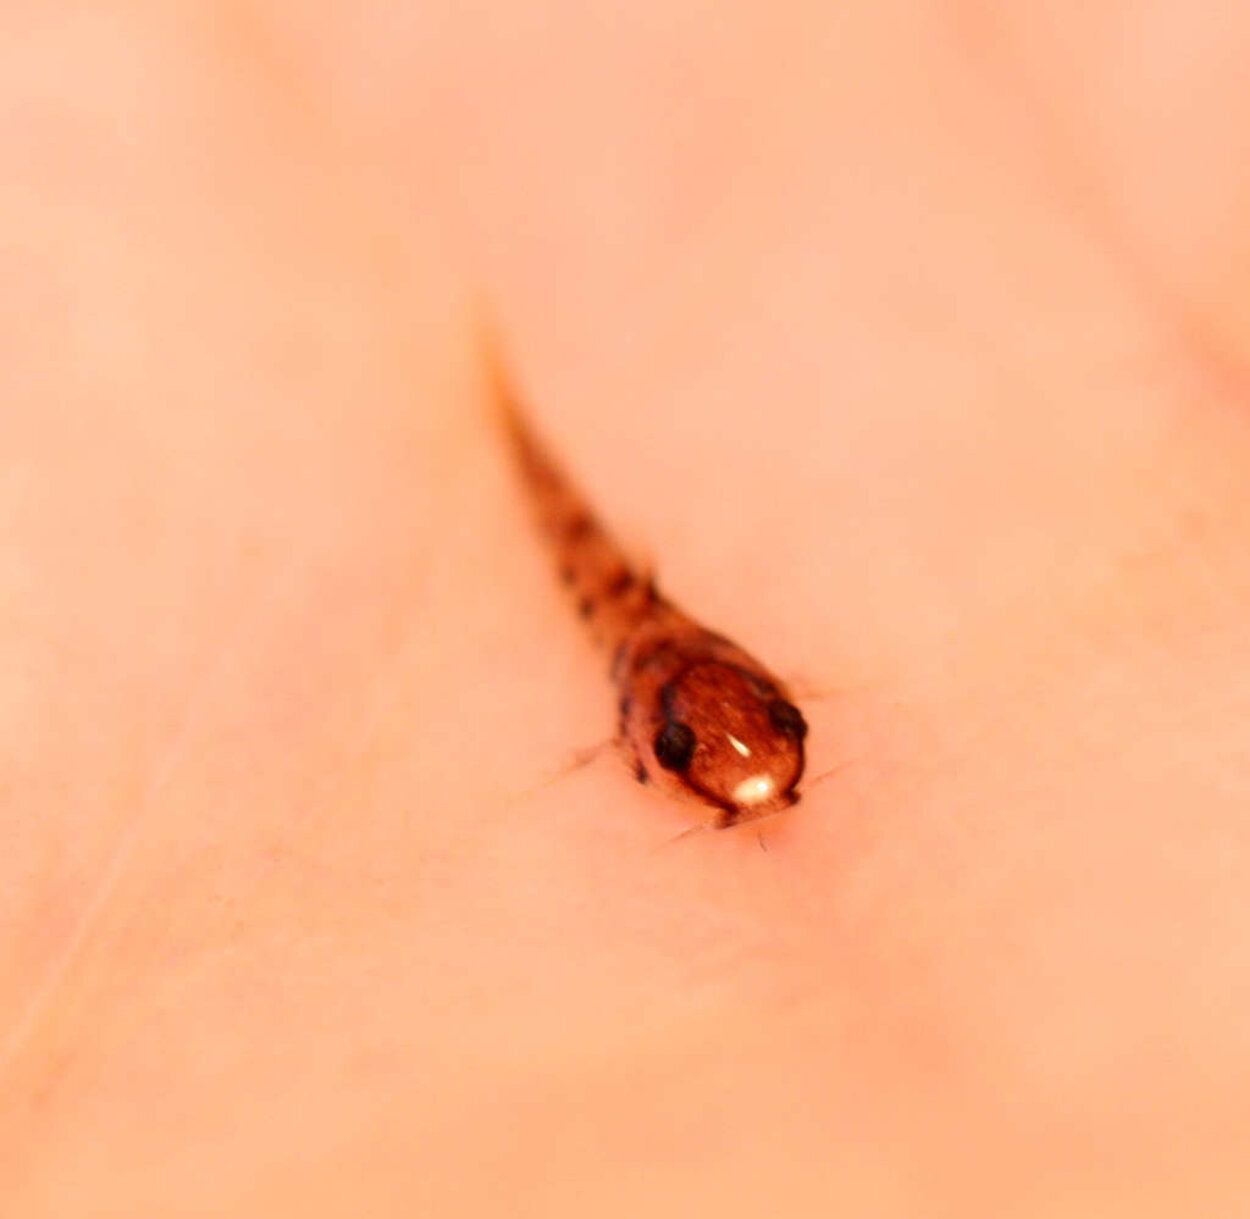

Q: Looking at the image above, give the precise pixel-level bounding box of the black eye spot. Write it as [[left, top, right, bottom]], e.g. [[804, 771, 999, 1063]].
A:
[[768, 699, 808, 741], [653, 721, 697, 771]]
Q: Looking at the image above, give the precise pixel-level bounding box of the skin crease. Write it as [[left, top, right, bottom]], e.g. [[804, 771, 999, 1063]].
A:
[[3, 2, 1250, 1216]]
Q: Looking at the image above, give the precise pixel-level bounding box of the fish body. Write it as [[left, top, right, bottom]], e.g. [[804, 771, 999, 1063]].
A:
[[498, 368, 807, 827]]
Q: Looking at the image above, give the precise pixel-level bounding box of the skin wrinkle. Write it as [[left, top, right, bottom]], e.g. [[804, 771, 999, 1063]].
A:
[[0, 553, 311, 1082], [952, 0, 1250, 404]]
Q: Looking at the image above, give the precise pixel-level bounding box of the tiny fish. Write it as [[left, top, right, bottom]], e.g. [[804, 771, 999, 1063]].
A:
[[496, 359, 808, 829]]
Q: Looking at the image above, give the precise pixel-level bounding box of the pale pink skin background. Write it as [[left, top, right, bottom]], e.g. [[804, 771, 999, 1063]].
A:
[[4, 3, 1250, 1214]]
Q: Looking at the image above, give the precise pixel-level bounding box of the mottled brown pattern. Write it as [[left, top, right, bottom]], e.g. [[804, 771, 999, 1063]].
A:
[[496, 360, 807, 826]]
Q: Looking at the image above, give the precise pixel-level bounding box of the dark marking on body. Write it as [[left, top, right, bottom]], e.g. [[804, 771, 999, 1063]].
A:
[[605, 568, 634, 598]]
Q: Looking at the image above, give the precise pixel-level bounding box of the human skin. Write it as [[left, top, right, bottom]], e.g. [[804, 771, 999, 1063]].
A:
[[3, 2, 1250, 1214]]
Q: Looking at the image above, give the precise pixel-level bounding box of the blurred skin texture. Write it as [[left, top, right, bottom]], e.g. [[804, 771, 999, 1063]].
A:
[[4, 3, 1250, 1215]]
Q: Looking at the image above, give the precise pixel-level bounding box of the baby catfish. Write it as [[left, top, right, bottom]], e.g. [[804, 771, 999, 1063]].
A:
[[497, 363, 808, 828]]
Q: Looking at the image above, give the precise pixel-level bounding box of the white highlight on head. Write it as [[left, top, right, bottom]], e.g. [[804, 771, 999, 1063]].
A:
[[731, 774, 777, 806], [727, 733, 751, 758]]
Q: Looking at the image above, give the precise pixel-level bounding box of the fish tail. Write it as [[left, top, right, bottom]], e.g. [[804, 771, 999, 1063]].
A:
[[485, 330, 651, 650]]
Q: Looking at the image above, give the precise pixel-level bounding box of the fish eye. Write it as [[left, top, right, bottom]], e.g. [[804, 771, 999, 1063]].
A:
[[767, 698, 808, 741], [653, 721, 697, 771]]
